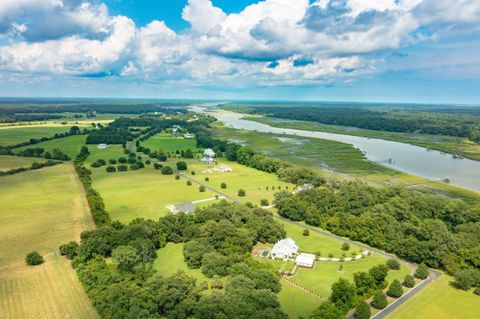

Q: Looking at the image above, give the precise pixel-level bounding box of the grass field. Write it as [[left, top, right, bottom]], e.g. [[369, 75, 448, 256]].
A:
[[13, 135, 87, 159], [0, 125, 76, 146], [247, 116, 480, 161], [0, 155, 44, 171], [386, 275, 478, 319], [278, 280, 320, 318], [142, 133, 201, 152], [0, 163, 98, 319], [154, 243, 211, 284]]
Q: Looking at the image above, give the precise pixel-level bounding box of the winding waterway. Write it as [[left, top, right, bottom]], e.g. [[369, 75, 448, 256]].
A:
[[191, 105, 480, 193]]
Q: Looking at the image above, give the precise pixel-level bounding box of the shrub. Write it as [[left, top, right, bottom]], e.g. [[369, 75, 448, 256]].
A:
[[118, 157, 127, 163], [26, 251, 44, 266], [31, 162, 42, 169], [260, 199, 269, 206], [187, 181, 192, 186], [175, 175, 181, 180], [130, 164, 140, 170], [204, 177, 209, 182], [238, 189, 246, 197], [145, 160, 151, 165], [415, 263, 429, 280], [303, 229, 310, 236], [91, 161, 102, 168], [474, 287, 480, 296], [59, 241, 79, 259], [354, 301, 371, 319], [127, 157, 136, 164], [158, 154, 168, 162], [106, 166, 116, 172], [176, 161, 187, 170], [118, 164, 128, 171], [403, 275, 415, 288], [191, 171, 196, 175], [452, 269, 480, 290], [371, 292, 388, 309], [341, 243, 350, 251], [387, 258, 401, 270], [199, 186, 206, 192], [387, 279, 403, 298], [220, 182, 227, 189], [97, 159, 106, 165], [153, 162, 162, 169], [161, 166, 173, 175], [136, 161, 145, 168], [109, 159, 117, 164]]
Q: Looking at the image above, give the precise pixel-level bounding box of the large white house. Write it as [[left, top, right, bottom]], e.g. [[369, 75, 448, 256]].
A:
[[295, 253, 316, 268], [271, 238, 298, 260]]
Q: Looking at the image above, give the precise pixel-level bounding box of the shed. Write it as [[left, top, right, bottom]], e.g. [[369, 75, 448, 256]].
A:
[[295, 253, 316, 268], [97, 143, 108, 149], [271, 238, 298, 260]]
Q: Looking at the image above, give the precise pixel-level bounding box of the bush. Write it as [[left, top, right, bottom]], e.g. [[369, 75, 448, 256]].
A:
[[31, 162, 42, 169], [158, 154, 168, 162], [176, 161, 187, 170], [109, 159, 117, 164], [59, 241, 79, 259], [130, 164, 140, 170], [371, 292, 388, 309], [97, 159, 106, 165], [191, 171, 196, 175], [452, 269, 480, 290], [205, 177, 209, 182], [153, 162, 162, 169], [175, 175, 180, 180], [118, 164, 128, 171], [415, 263, 429, 280], [187, 181, 192, 186], [387, 279, 403, 298], [26, 251, 44, 266], [127, 157, 136, 164], [403, 274, 415, 288], [220, 182, 227, 189], [91, 161, 103, 168], [135, 161, 145, 169], [161, 166, 173, 175], [260, 199, 269, 206], [199, 186, 206, 192], [118, 157, 127, 163], [342, 243, 350, 251], [238, 189, 246, 197], [303, 229, 310, 236], [387, 258, 401, 270], [474, 287, 480, 296], [106, 166, 116, 173], [354, 301, 371, 319]]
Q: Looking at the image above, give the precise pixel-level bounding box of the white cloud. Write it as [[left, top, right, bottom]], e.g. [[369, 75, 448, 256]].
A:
[[182, 0, 226, 33]]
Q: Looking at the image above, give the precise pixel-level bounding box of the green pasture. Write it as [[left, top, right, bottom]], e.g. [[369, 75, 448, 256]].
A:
[[0, 155, 45, 171], [85, 144, 126, 165], [142, 133, 201, 152], [278, 280, 320, 318], [0, 163, 98, 319], [154, 243, 211, 285], [0, 125, 75, 146], [13, 135, 86, 159]]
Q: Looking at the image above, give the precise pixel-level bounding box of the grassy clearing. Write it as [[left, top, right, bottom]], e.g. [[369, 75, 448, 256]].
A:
[[278, 280, 320, 319], [248, 116, 480, 161], [13, 135, 87, 159], [0, 163, 98, 319], [153, 243, 211, 284], [90, 164, 218, 223], [386, 275, 478, 319], [0, 155, 44, 171], [0, 126, 76, 146], [142, 133, 201, 152]]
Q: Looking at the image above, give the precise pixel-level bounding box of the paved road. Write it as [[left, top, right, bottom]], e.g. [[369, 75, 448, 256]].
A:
[[129, 139, 441, 319]]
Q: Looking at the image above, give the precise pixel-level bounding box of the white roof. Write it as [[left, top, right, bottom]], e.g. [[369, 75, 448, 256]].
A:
[[271, 238, 298, 256], [204, 148, 215, 157], [295, 253, 316, 265]]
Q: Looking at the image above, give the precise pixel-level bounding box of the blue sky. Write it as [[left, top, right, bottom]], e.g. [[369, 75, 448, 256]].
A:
[[0, 0, 479, 104]]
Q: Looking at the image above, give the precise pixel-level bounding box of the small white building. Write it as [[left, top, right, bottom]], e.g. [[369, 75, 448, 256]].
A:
[[295, 253, 316, 268], [295, 183, 314, 193], [184, 133, 195, 139], [97, 143, 108, 149], [271, 238, 298, 261]]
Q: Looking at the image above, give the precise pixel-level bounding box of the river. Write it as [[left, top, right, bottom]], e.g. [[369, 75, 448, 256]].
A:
[[190, 105, 480, 193]]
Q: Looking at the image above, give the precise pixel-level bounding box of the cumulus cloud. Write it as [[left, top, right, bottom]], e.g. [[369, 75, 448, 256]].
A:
[[0, 0, 478, 87]]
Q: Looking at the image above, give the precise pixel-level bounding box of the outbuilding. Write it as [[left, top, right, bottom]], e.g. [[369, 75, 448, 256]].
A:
[[295, 253, 316, 268]]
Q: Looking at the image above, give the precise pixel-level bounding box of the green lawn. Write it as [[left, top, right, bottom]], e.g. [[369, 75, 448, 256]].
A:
[[154, 243, 211, 284], [386, 275, 478, 319], [0, 155, 45, 171], [278, 280, 321, 319], [0, 125, 76, 146], [85, 144, 126, 165], [13, 135, 87, 159], [0, 163, 98, 319], [142, 133, 201, 153]]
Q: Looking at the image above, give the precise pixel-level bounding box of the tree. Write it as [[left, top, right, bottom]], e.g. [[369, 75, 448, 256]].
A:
[[158, 153, 168, 162], [330, 278, 356, 310], [153, 162, 162, 169], [69, 126, 81, 135], [176, 161, 187, 170], [187, 181, 192, 186], [387, 258, 401, 270], [354, 301, 371, 319], [386, 279, 403, 298], [303, 229, 310, 236], [175, 174, 180, 180], [353, 271, 376, 296], [26, 251, 44, 266], [106, 166, 116, 172], [118, 157, 127, 163], [161, 166, 173, 175], [260, 199, 269, 206], [403, 274, 415, 288], [371, 292, 388, 309], [201, 252, 230, 278], [111, 245, 140, 273], [341, 243, 350, 251], [118, 164, 128, 171], [415, 263, 429, 280], [220, 182, 227, 189], [369, 264, 389, 288], [185, 149, 194, 158], [59, 241, 79, 259], [199, 186, 206, 192], [452, 269, 480, 290], [109, 159, 117, 164], [311, 300, 346, 319], [238, 189, 246, 197], [204, 177, 209, 182]]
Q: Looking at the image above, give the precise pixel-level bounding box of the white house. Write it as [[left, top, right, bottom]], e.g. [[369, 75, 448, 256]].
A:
[[97, 143, 108, 149], [201, 148, 216, 164], [295, 183, 314, 193], [271, 238, 298, 260], [295, 253, 316, 268]]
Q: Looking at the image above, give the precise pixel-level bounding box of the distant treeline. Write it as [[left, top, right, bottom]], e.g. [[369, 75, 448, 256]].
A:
[[239, 106, 480, 143], [0, 114, 62, 123]]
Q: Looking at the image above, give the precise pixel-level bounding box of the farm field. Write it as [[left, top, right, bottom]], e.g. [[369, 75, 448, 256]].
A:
[[0, 163, 98, 319], [0, 155, 44, 171], [142, 133, 200, 152], [13, 135, 87, 159], [0, 125, 76, 146], [154, 243, 211, 284], [386, 275, 478, 319]]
